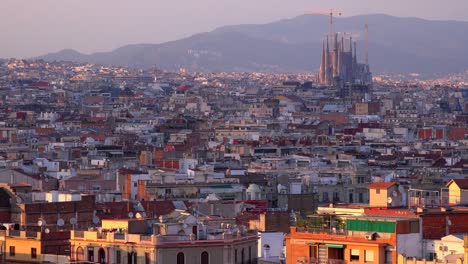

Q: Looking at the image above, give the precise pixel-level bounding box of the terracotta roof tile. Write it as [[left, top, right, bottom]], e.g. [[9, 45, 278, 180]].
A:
[[368, 182, 396, 189], [447, 179, 468, 189]]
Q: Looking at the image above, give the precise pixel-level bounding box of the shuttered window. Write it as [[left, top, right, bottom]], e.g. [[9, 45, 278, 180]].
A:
[[365, 250, 374, 262], [346, 219, 395, 233]]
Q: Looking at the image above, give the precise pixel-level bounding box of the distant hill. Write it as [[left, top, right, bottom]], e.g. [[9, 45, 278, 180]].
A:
[[37, 14, 468, 76]]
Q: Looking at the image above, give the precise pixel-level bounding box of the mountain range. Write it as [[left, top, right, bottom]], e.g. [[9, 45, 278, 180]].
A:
[[36, 14, 468, 76]]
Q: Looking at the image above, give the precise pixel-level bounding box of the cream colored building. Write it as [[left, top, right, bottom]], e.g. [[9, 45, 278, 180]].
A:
[[446, 179, 468, 205], [368, 182, 404, 208], [3, 230, 69, 264], [70, 215, 258, 264]]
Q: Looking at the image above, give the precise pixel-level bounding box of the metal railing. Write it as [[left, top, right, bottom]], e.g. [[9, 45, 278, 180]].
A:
[[296, 257, 346, 264], [296, 227, 346, 235]]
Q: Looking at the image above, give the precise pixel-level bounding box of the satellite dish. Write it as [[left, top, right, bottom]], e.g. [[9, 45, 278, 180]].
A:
[[387, 197, 393, 204], [92, 216, 100, 225], [57, 218, 65, 226], [38, 220, 46, 227], [16, 197, 22, 204], [70, 218, 77, 225], [135, 213, 142, 219], [392, 190, 398, 197], [128, 212, 134, 219], [44, 228, 50, 234], [447, 219, 452, 226]]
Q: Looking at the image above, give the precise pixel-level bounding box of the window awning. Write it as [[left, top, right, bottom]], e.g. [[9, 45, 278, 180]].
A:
[[325, 244, 344, 249]]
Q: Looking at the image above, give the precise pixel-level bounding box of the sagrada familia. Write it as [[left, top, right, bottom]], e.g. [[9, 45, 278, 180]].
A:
[[319, 33, 372, 86]]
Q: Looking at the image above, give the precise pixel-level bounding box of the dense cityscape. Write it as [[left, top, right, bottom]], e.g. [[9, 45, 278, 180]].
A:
[[2, 2, 468, 264]]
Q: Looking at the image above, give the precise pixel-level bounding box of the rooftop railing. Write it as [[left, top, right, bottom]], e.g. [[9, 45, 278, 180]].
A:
[[296, 227, 346, 235]]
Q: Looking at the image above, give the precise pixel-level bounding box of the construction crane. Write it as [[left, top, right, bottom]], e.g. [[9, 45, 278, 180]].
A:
[[305, 9, 342, 38]]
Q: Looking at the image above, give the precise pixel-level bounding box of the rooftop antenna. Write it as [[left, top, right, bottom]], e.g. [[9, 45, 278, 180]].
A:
[[70, 217, 77, 230]]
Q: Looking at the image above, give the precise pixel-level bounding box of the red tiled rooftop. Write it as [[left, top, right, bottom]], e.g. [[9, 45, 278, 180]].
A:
[[368, 182, 396, 189], [10, 182, 32, 188], [176, 85, 192, 93], [447, 179, 468, 189]]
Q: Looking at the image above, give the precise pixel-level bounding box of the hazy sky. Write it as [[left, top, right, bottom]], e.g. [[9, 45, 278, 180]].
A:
[[1, 0, 467, 58]]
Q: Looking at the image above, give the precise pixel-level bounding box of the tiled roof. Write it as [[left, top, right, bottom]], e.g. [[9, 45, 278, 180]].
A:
[[368, 182, 396, 189], [447, 179, 468, 189]]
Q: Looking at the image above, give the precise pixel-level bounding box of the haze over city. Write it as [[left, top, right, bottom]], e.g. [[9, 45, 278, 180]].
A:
[[2, 1, 468, 264], [1, 0, 468, 58]]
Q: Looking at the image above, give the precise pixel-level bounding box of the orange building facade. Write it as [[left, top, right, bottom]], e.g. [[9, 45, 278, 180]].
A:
[[286, 226, 395, 264]]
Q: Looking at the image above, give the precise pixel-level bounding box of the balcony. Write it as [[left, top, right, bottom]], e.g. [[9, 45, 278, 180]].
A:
[[154, 231, 258, 245], [296, 257, 346, 264], [296, 227, 346, 235]]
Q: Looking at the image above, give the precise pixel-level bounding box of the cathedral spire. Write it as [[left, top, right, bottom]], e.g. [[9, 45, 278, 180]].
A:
[[341, 35, 345, 52], [333, 33, 339, 78], [337, 36, 343, 78], [320, 39, 326, 83], [353, 41, 358, 66], [324, 35, 330, 84]]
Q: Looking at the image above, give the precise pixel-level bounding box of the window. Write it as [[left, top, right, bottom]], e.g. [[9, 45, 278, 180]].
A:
[[88, 247, 94, 262], [365, 250, 374, 262], [385, 251, 392, 264], [333, 192, 340, 202], [177, 252, 185, 264], [128, 252, 137, 264], [9, 246, 15, 256], [249, 247, 252, 264], [201, 251, 209, 264], [350, 249, 360, 261], [359, 193, 364, 203], [322, 192, 329, 202], [145, 252, 151, 264], [76, 247, 85, 261], [241, 248, 245, 264], [116, 251, 121, 264], [309, 245, 318, 260], [98, 248, 106, 264], [31, 248, 37, 259], [235, 249, 238, 263]]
